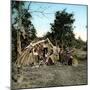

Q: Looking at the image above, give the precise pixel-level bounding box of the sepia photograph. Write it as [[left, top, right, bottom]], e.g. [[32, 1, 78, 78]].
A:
[[11, 0, 87, 89]]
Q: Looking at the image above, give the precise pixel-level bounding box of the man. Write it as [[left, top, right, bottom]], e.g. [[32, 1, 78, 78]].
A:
[[33, 46, 39, 65], [65, 48, 73, 65], [59, 48, 64, 63], [43, 41, 48, 62], [45, 49, 54, 65]]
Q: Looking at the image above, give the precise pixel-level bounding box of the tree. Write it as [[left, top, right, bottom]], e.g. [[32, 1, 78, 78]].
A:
[[75, 37, 87, 50], [45, 9, 75, 48], [30, 24, 37, 40], [12, 1, 37, 62]]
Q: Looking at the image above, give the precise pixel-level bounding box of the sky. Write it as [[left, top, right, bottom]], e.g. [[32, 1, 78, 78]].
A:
[[25, 1, 87, 41]]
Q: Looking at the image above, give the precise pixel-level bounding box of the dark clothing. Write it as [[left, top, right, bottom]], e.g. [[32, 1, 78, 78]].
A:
[[46, 57, 54, 65], [43, 47, 48, 57], [68, 58, 72, 65]]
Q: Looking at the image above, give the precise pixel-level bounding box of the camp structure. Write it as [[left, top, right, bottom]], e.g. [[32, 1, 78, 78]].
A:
[[16, 38, 59, 67]]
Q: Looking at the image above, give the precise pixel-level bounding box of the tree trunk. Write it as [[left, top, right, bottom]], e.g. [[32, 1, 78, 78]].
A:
[[17, 30, 22, 59]]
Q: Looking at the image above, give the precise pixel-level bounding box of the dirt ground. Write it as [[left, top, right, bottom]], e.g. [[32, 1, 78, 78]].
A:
[[12, 60, 87, 89]]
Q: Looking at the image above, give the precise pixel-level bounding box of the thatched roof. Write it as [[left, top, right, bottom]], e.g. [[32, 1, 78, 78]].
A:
[[16, 38, 55, 66]]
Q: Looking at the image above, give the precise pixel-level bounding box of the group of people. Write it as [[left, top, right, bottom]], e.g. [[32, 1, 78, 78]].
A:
[[28, 40, 73, 66], [31, 41, 54, 65], [59, 48, 73, 65]]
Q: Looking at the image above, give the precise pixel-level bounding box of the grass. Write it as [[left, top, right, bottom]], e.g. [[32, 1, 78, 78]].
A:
[[12, 49, 87, 89], [73, 49, 87, 61]]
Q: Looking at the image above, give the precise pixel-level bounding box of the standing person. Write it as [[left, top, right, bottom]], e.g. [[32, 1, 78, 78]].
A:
[[57, 46, 60, 61], [38, 43, 43, 60], [59, 48, 64, 63], [46, 49, 54, 65], [33, 46, 39, 65], [44, 41, 48, 53], [43, 41, 48, 62], [65, 48, 73, 65]]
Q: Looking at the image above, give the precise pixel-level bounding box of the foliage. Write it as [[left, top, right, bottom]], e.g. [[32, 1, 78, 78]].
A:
[[12, 1, 37, 62], [45, 9, 75, 48], [75, 37, 87, 50]]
